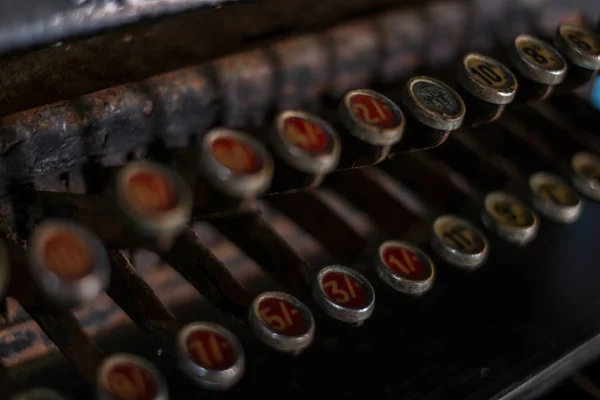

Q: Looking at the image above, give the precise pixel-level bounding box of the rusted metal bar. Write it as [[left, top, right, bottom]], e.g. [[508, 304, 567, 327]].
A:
[[548, 94, 600, 140], [508, 106, 600, 158], [0, 2, 469, 196], [18, 189, 245, 313], [0, 219, 105, 384], [266, 191, 368, 263], [104, 250, 182, 353], [209, 210, 312, 297], [428, 133, 516, 193], [158, 227, 254, 310], [325, 168, 421, 237], [379, 152, 482, 215], [469, 121, 563, 177]]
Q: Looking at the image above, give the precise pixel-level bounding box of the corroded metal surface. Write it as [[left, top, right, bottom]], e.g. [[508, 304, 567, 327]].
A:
[[1, 1, 595, 195]]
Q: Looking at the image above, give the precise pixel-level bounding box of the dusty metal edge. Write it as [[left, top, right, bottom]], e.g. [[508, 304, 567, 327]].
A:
[[489, 333, 600, 400]]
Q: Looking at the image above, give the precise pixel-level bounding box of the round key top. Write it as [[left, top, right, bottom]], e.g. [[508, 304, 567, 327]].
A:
[[339, 89, 406, 146], [199, 128, 274, 198], [312, 265, 375, 325], [271, 110, 341, 174], [509, 34, 567, 85], [554, 23, 600, 70], [529, 172, 582, 223], [481, 191, 540, 245], [458, 53, 518, 105], [431, 215, 490, 271], [403, 76, 466, 131], [572, 152, 600, 201], [248, 291, 315, 354], [375, 240, 435, 296], [97, 354, 168, 400], [27, 220, 110, 306], [115, 161, 193, 238], [177, 322, 245, 390]]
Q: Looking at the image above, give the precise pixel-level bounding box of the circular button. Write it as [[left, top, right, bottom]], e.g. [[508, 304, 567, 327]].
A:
[[198, 128, 274, 198], [375, 240, 435, 296], [271, 111, 341, 174], [312, 265, 375, 325], [554, 23, 600, 70], [12, 388, 70, 400], [509, 34, 567, 85], [27, 220, 111, 306], [529, 172, 582, 223], [176, 322, 245, 390], [482, 191, 540, 245], [115, 161, 193, 238], [403, 76, 466, 131], [97, 354, 168, 400], [572, 152, 600, 201], [431, 215, 490, 271], [248, 291, 315, 354], [339, 89, 406, 146], [457, 53, 518, 105]]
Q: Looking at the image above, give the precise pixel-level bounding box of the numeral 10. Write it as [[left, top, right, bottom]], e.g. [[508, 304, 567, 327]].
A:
[[470, 64, 503, 86]]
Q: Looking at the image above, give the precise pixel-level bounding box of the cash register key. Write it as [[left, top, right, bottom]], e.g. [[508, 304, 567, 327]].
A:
[[312, 265, 375, 326], [529, 172, 583, 223], [27, 220, 111, 307], [114, 161, 193, 238], [11, 389, 71, 400], [248, 291, 315, 355], [402, 76, 466, 131], [571, 152, 600, 201], [554, 23, 600, 71], [431, 215, 490, 271], [508, 34, 567, 85], [339, 89, 406, 146], [271, 110, 341, 174], [481, 191, 540, 245], [97, 354, 168, 400], [457, 53, 518, 105], [0, 240, 10, 299], [198, 128, 274, 198], [176, 322, 245, 390], [375, 240, 435, 296]]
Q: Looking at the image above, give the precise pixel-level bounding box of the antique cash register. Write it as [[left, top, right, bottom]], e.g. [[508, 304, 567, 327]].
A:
[[1, 0, 600, 399]]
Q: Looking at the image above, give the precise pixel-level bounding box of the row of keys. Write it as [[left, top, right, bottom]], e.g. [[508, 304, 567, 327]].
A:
[[5, 21, 600, 399]]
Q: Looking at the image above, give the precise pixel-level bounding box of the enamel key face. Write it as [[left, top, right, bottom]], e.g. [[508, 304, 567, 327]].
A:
[[510, 34, 567, 85], [431, 215, 490, 271], [554, 23, 600, 70], [272, 110, 341, 174], [313, 265, 375, 325], [177, 322, 245, 390], [459, 53, 518, 104], [375, 241, 435, 295], [482, 192, 540, 245]]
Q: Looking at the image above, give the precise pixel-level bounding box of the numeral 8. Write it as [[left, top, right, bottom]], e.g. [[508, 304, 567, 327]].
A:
[[523, 47, 548, 65], [568, 33, 592, 51]]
